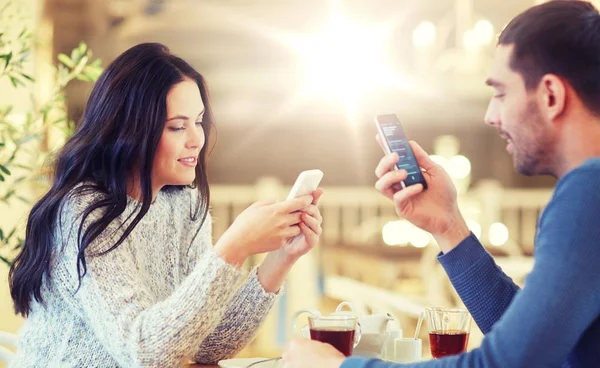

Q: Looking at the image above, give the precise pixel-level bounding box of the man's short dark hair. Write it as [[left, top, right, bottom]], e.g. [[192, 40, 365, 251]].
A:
[[499, 1, 600, 115]]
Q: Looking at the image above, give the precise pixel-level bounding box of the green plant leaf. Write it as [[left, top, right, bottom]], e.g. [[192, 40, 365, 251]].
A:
[[70, 46, 82, 64], [20, 72, 33, 82], [15, 237, 25, 250], [9, 75, 23, 88], [76, 73, 94, 82], [52, 116, 66, 125], [0, 164, 10, 175], [57, 53, 74, 68], [4, 51, 11, 69], [3, 190, 15, 201], [5, 228, 15, 241], [0, 228, 3, 241], [16, 195, 30, 204], [0, 173, 4, 181], [0, 255, 11, 267]]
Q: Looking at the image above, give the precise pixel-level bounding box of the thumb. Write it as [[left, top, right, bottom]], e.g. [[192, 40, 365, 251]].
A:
[[392, 183, 424, 207], [311, 188, 324, 205], [409, 141, 437, 172]]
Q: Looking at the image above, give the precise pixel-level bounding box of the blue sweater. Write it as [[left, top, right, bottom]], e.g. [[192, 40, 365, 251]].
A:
[[342, 158, 600, 368]]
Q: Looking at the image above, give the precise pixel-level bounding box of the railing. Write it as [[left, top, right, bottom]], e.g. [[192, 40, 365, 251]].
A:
[[210, 177, 553, 255]]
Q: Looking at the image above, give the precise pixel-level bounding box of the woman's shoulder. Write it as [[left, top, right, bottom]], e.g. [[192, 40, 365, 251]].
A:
[[60, 182, 108, 218]]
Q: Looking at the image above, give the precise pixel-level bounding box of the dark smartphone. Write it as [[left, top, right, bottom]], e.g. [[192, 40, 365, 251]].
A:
[[374, 114, 428, 190]]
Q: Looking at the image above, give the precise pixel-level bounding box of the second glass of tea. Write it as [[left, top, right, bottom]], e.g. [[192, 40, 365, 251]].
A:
[[425, 307, 471, 359]]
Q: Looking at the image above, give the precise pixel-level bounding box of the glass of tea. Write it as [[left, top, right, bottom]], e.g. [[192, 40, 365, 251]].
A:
[[425, 307, 471, 359], [308, 315, 361, 357]]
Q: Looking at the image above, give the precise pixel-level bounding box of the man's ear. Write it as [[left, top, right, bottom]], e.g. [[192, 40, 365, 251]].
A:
[[538, 74, 567, 122]]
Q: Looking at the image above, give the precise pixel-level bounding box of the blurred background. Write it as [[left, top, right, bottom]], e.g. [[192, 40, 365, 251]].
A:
[[0, 0, 582, 365]]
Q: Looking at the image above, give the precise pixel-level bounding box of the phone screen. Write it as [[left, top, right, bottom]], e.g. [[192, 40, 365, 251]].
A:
[[376, 114, 428, 189]]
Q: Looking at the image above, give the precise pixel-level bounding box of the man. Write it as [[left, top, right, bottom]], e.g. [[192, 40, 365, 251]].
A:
[[282, 1, 600, 367]]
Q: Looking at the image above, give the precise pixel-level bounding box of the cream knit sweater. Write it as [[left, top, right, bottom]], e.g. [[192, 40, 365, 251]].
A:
[[11, 186, 279, 367]]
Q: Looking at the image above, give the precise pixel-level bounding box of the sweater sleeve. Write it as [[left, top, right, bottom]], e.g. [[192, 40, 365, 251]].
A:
[[53, 198, 245, 367], [437, 234, 520, 334], [341, 166, 600, 368], [185, 211, 280, 364], [192, 266, 279, 364]]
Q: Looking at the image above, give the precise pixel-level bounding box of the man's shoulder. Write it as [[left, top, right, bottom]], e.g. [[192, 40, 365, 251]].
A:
[[541, 157, 600, 225], [576, 157, 600, 172], [555, 157, 600, 193]]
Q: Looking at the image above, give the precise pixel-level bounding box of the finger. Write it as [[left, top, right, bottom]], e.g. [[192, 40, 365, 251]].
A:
[[300, 204, 322, 222], [278, 195, 313, 213], [282, 212, 303, 226], [283, 224, 302, 238], [375, 170, 408, 197], [374, 153, 399, 178], [408, 140, 436, 172], [311, 188, 324, 206], [392, 183, 424, 205], [299, 222, 318, 246], [301, 213, 322, 235]]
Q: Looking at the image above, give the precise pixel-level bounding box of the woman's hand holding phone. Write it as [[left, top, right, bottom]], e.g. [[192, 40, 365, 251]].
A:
[[374, 136, 470, 253], [215, 195, 314, 267]]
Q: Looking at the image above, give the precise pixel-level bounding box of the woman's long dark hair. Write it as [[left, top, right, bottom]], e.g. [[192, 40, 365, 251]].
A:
[[9, 43, 213, 316]]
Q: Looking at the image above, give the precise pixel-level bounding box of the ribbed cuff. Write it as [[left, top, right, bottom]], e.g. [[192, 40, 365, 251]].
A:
[[437, 233, 490, 278]]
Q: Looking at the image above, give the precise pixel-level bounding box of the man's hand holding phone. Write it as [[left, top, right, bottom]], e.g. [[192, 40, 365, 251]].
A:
[[374, 136, 470, 253]]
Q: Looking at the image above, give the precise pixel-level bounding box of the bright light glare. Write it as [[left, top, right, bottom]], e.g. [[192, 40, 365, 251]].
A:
[[489, 222, 509, 246], [382, 221, 411, 246], [448, 155, 472, 179], [463, 29, 480, 52], [295, 18, 401, 107], [475, 20, 495, 45], [413, 21, 436, 48], [410, 228, 430, 248]]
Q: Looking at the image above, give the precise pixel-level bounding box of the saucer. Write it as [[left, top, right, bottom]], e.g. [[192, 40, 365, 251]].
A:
[[218, 357, 279, 368]]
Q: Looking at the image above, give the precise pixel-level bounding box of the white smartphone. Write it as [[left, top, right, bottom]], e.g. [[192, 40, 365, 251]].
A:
[[286, 169, 324, 201]]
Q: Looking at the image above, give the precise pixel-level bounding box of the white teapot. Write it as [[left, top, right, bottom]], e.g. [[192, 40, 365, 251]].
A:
[[333, 302, 399, 358], [292, 301, 400, 359]]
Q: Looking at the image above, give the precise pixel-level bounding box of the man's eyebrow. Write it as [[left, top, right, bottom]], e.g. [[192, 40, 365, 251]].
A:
[[485, 78, 505, 88]]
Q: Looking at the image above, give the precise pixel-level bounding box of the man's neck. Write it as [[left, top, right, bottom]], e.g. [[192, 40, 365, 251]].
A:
[[555, 119, 600, 178]]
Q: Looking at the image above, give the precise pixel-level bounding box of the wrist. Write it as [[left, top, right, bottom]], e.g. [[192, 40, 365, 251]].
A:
[[433, 211, 470, 254], [266, 248, 299, 268], [214, 235, 249, 268]]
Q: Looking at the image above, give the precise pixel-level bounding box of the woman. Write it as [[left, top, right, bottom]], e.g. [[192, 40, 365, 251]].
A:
[[9, 43, 323, 367]]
